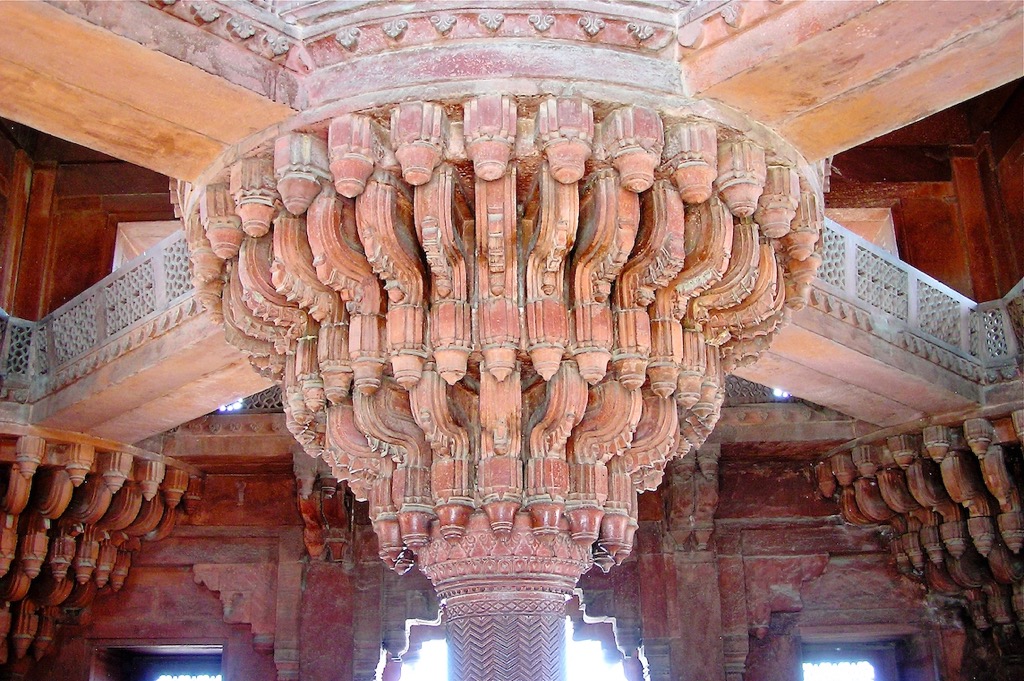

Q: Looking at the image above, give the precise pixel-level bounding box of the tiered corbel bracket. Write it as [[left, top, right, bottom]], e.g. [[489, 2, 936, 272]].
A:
[[0, 427, 200, 664], [292, 452, 351, 562], [306, 185, 387, 396], [818, 408, 1024, 636], [184, 93, 823, 677], [573, 169, 638, 385], [665, 444, 721, 551], [414, 166, 472, 386]]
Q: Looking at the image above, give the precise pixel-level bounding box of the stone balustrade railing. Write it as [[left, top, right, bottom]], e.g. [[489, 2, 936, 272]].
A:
[[0, 231, 195, 404], [814, 218, 1022, 382], [0, 222, 1020, 407]]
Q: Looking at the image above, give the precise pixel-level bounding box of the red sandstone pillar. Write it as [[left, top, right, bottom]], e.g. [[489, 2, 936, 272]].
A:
[[418, 513, 591, 681]]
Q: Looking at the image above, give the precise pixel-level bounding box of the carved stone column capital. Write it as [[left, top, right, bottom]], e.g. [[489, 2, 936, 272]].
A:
[[185, 82, 824, 681], [413, 513, 590, 680], [417, 511, 592, 597]]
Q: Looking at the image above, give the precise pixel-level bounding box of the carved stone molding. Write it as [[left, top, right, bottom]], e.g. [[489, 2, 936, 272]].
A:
[[819, 407, 1024, 637], [419, 514, 587, 681], [665, 444, 720, 552], [0, 426, 198, 665], [193, 562, 277, 651]]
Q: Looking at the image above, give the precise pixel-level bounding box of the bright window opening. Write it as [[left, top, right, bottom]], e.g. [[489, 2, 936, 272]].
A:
[[803, 640, 897, 681], [803, 660, 875, 681], [96, 646, 222, 681], [400, 638, 447, 680], [564, 618, 627, 681], [217, 398, 244, 413]]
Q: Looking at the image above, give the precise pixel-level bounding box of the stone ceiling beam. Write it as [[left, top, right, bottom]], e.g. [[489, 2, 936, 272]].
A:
[[0, 1, 294, 180], [684, 0, 1024, 161], [735, 304, 981, 428], [29, 310, 271, 444]]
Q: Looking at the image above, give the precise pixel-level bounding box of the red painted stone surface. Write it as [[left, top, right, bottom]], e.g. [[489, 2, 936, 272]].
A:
[[1, 3, 1021, 680]]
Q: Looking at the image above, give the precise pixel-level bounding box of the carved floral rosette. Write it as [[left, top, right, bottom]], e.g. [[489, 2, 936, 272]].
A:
[[181, 92, 823, 649]]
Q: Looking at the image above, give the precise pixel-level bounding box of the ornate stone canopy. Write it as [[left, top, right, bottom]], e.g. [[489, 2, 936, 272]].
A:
[[148, 2, 884, 675], [0, 1, 1021, 679], [173, 4, 831, 678]]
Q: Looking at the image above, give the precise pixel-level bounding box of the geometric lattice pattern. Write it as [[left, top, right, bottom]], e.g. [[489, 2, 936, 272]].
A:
[[51, 297, 98, 365], [818, 224, 846, 289], [917, 281, 962, 348], [163, 234, 194, 301], [241, 385, 285, 412], [970, 307, 1010, 360], [33, 324, 49, 377], [103, 260, 157, 336], [723, 375, 792, 406], [4, 322, 34, 376], [855, 245, 908, 321]]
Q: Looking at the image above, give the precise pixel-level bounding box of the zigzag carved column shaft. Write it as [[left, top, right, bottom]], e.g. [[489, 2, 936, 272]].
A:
[[817, 406, 1024, 637], [182, 83, 823, 679], [419, 513, 590, 681], [445, 593, 566, 681]]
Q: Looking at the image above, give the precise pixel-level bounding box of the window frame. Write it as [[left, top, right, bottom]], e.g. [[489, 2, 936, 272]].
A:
[[90, 645, 223, 681], [801, 641, 900, 681]]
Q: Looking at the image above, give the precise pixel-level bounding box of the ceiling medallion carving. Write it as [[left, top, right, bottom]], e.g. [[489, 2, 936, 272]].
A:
[[183, 92, 822, 680]]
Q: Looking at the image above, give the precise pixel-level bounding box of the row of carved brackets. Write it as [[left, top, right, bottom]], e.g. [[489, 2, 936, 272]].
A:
[[818, 410, 1024, 636], [0, 431, 201, 664]]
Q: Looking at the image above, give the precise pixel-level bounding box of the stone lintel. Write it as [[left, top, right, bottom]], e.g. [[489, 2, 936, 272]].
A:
[[737, 301, 981, 427], [30, 308, 271, 444], [685, 0, 1024, 160], [0, 1, 294, 180]]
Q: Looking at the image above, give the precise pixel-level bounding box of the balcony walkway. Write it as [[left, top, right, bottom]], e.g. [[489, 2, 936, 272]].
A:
[[0, 219, 1019, 443]]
